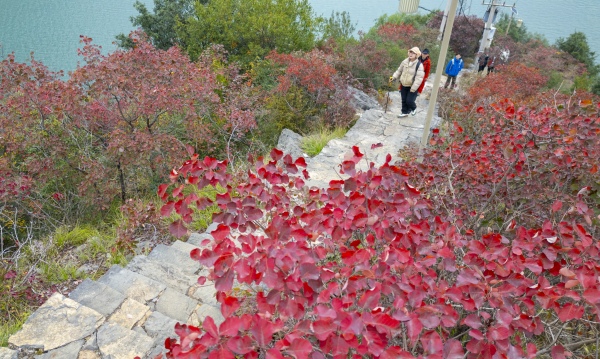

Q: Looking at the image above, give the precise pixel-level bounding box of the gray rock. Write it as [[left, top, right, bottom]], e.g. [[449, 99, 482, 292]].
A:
[[155, 288, 199, 322], [276, 129, 305, 160], [77, 350, 100, 359], [108, 298, 149, 329], [204, 222, 219, 234], [9, 293, 104, 351], [35, 339, 84, 358], [187, 232, 213, 248], [170, 240, 201, 255], [189, 281, 218, 305], [126, 255, 198, 295], [141, 311, 178, 345], [189, 304, 224, 327], [97, 265, 166, 304], [348, 85, 381, 111], [147, 244, 201, 275], [96, 322, 154, 359], [0, 348, 18, 359], [68, 279, 126, 317]]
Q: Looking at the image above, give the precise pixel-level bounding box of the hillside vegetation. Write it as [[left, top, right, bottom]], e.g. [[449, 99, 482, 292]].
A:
[[2, 0, 599, 355]]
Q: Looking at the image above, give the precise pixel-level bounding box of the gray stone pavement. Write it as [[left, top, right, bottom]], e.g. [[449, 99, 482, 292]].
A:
[[6, 76, 442, 358]]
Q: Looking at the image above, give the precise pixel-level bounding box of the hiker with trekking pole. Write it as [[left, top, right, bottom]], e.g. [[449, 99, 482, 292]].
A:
[[389, 47, 425, 117]]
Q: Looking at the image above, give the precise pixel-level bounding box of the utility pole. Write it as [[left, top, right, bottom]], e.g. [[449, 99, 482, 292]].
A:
[[477, 1, 516, 62], [437, 0, 452, 41], [419, 0, 460, 159]]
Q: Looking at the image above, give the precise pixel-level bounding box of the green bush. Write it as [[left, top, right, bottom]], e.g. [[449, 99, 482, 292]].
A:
[[301, 127, 347, 157]]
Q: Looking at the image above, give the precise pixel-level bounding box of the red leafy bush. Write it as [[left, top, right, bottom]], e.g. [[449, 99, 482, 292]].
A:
[[266, 49, 355, 128], [467, 63, 548, 104], [161, 137, 600, 357], [377, 23, 417, 44], [427, 13, 484, 57]]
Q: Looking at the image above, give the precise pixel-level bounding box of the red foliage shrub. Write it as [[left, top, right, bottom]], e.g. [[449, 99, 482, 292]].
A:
[[160, 132, 600, 357], [377, 23, 417, 44], [467, 63, 547, 103], [267, 49, 355, 128], [427, 13, 484, 56]]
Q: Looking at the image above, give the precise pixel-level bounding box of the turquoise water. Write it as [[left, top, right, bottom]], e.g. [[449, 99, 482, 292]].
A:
[[1, 0, 598, 73]]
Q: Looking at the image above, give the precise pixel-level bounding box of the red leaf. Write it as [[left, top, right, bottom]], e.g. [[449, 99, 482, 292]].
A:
[[311, 318, 334, 341], [443, 339, 465, 359], [208, 348, 235, 359], [271, 148, 284, 161], [266, 349, 285, 359], [160, 201, 175, 217], [583, 289, 600, 304], [203, 316, 219, 338], [370, 143, 383, 149], [157, 183, 169, 199], [215, 268, 235, 292], [220, 317, 243, 337], [220, 295, 241, 318], [169, 220, 188, 238], [211, 224, 230, 242], [286, 338, 313, 359], [226, 335, 254, 354], [557, 303, 584, 322], [420, 330, 443, 354], [250, 316, 279, 347], [551, 200, 563, 212]]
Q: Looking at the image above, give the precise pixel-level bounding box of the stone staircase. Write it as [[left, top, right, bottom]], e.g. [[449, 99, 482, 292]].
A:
[[5, 226, 221, 359], [3, 77, 443, 359]]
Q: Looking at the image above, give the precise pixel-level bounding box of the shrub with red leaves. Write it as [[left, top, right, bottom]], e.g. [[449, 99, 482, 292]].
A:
[[161, 118, 600, 358]]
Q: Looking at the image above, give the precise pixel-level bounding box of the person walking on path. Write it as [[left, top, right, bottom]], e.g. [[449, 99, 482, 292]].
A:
[[444, 53, 463, 89], [477, 52, 489, 73], [390, 47, 425, 117], [487, 56, 496, 73], [417, 48, 431, 95]]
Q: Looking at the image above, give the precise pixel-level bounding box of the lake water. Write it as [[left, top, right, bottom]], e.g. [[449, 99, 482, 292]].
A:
[[0, 0, 598, 73]]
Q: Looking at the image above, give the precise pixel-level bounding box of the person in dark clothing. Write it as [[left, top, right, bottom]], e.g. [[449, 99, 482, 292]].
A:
[[487, 56, 496, 73], [417, 48, 431, 95], [478, 52, 489, 73]]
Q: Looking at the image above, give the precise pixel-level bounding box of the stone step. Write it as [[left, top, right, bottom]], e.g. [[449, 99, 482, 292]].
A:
[[0, 348, 17, 359], [126, 255, 200, 297], [147, 244, 201, 275], [97, 265, 166, 305], [68, 278, 126, 317], [9, 293, 104, 353], [187, 232, 213, 248]]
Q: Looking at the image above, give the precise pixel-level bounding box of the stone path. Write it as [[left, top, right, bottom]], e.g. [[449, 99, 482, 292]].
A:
[[5, 76, 442, 359]]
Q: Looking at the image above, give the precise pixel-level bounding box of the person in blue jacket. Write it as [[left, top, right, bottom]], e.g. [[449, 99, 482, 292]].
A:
[[444, 54, 463, 89]]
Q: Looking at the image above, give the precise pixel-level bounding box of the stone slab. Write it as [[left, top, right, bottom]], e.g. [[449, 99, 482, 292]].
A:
[[126, 255, 198, 295], [141, 311, 178, 346], [189, 304, 224, 327], [155, 288, 199, 322], [0, 348, 18, 359], [97, 265, 166, 304], [78, 351, 100, 359], [187, 232, 213, 248], [147, 244, 201, 274], [9, 293, 104, 351], [189, 281, 218, 305], [96, 322, 154, 359], [108, 297, 149, 329], [35, 339, 84, 358], [68, 278, 126, 317]]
